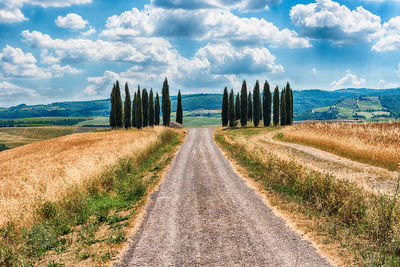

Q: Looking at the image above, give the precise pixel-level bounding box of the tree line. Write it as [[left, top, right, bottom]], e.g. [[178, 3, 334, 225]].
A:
[[109, 77, 183, 129], [221, 80, 293, 127]]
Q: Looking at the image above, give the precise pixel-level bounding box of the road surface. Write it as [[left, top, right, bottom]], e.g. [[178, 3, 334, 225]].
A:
[[117, 128, 330, 266]]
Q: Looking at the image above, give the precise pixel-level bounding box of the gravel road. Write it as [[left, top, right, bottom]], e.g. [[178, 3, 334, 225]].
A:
[[117, 128, 330, 266]]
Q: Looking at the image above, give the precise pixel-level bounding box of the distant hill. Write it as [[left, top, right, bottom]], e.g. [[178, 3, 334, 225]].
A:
[[1, 89, 399, 121]]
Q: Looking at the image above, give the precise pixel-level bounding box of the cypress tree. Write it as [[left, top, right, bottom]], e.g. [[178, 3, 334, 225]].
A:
[[285, 82, 291, 125], [115, 81, 123, 128], [149, 89, 155, 127], [235, 93, 240, 121], [162, 78, 171, 126], [124, 83, 132, 129], [240, 80, 248, 127], [221, 87, 228, 127], [273, 86, 280, 126], [248, 91, 252, 122], [155, 92, 160, 126], [280, 88, 287, 126], [110, 83, 116, 129], [142, 88, 149, 127], [176, 90, 183, 124], [136, 85, 142, 129], [229, 89, 235, 127], [263, 81, 272, 127], [253, 80, 261, 127], [132, 92, 137, 128], [290, 88, 294, 125]]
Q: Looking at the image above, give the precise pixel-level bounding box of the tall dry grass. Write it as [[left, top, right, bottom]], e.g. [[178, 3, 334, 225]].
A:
[[0, 127, 165, 227], [281, 122, 400, 170]]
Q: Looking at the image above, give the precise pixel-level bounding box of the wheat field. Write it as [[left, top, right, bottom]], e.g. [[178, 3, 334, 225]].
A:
[[0, 127, 166, 227], [282, 122, 400, 170]]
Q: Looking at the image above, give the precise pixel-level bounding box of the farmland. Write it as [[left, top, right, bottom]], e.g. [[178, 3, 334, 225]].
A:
[[0, 126, 184, 265], [215, 122, 400, 265]]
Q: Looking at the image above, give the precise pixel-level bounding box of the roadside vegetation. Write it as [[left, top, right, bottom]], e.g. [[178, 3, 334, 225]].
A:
[[279, 122, 400, 171], [215, 126, 400, 265], [0, 127, 184, 266]]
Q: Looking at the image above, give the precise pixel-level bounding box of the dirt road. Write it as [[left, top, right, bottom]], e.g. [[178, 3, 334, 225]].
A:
[[117, 128, 330, 266]]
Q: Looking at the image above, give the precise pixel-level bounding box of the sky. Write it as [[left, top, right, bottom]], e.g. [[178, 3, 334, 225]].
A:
[[0, 0, 400, 107]]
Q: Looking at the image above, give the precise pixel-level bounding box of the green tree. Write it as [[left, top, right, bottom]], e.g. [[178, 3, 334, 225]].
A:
[[162, 78, 171, 126], [248, 91, 252, 122], [136, 85, 142, 129], [263, 81, 272, 127], [132, 92, 137, 128], [109, 83, 116, 129], [253, 80, 262, 127], [280, 88, 287, 126], [273, 86, 280, 126], [149, 89, 155, 127], [176, 90, 183, 124], [221, 87, 228, 126], [114, 81, 123, 128], [290, 88, 294, 124], [155, 92, 160, 126], [240, 80, 247, 127], [124, 83, 132, 129], [235, 93, 240, 121], [229, 89, 235, 127], [142, 88, 149, 127]]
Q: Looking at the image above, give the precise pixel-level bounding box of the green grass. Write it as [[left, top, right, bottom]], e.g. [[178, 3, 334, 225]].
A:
[[215, 128, 400, 266], [0, 129, 183, 266], [76, 117, 109, 126]]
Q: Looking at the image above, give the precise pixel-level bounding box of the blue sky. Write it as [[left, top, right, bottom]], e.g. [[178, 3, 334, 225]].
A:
[[0, 0, 399, 106]]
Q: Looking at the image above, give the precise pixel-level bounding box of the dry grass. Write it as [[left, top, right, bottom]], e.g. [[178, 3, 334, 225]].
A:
[[0, 127, 165, 227], [281, 122, 400, 170], [0, 126, 76, 148]]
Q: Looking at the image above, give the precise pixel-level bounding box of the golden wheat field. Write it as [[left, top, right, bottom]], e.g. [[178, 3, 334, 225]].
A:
[[0, 127, 166, 227], [282, 122, 400, 170]]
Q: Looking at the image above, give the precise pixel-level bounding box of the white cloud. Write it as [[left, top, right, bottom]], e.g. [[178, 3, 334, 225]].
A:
[[372, 16, 400, 52], [81, 26, 96, 36], [151, 0, 282, 11], [312, 67, 318, 74], [0, 45, 81, 79], [0, 0, 92, 24], [82, 71, 119, 96], [101, 7, 310, 48], [290, 0, 381, 44], [378, 79, 399, 89], [331, 72, 366, 89], [22, 30, 179, 65], [0, 81, 49, 107], [55, 13, 88, 29]]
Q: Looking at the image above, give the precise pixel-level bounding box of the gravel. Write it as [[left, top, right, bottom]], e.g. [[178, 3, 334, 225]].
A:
[[117, 128, 331, 266]]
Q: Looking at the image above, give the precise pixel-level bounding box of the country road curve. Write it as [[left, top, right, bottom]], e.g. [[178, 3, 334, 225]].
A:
[[117, 128, 331, 267]]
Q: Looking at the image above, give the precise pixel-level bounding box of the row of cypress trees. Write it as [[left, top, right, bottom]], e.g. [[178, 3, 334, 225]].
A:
[[221, 80, 293, 127], [110, 78, 179, 129]]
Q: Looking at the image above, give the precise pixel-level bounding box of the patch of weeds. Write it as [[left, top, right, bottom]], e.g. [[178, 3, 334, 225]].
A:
[[47, 260, 65, 267], [106, 229, 126, 244], [79, 251, 95, 260], [107, 214, 129, 225]]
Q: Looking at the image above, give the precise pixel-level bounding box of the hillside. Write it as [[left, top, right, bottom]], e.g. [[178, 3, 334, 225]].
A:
[[1, 88, 399, 122]]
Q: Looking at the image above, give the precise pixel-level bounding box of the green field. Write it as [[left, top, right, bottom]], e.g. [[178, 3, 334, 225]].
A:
[[0, 126, 76, 150]]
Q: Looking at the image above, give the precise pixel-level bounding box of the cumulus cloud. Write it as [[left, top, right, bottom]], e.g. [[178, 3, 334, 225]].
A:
[[0, 45, 81, 79], [151, 0, 281, 11], [55, 13, 88, 29], [372, 16, 400, 52], [378, 79, 399, 89], [0, 0, 91, 24], [331, 72, 366, 89], [290, 0, 381, 45], [101, 7, 310, 48], [0, 81, 49, 107], [22, 30, 179, 65]]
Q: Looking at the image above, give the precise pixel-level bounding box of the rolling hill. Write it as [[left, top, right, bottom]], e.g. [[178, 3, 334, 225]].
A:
[[1, 88, 399, 122]]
